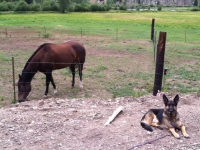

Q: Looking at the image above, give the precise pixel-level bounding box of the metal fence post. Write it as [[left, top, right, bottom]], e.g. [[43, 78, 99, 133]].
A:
[[12, 57, 17, 103], [151, 18, 155, 41]]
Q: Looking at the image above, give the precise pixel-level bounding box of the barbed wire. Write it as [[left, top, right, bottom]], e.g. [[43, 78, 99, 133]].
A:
[[1, 27, 200, 42]]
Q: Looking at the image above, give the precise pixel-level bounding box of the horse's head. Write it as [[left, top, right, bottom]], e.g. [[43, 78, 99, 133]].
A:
[[17, 74, 31, 103]]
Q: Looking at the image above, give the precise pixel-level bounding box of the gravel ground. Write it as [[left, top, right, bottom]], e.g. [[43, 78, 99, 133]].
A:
[[0, 93, 199, 150]]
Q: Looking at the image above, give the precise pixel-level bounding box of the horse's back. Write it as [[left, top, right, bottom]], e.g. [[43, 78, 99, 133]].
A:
[[39, 41, 85, 60], [63, 40, 86, 63]]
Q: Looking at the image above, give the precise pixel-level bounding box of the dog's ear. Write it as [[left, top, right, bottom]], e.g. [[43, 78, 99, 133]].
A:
[[173, 94, 179, 106], [163, 94, 168, 106]]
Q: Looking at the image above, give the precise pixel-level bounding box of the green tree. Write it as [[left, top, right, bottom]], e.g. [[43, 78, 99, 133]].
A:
[[198, 0, 200, 8], [25, 0, 33, 4], [14, 0, 30, 11], [0, 1, 9, 11], [58, 0, 70, 13], [194, 0, 198, 6]]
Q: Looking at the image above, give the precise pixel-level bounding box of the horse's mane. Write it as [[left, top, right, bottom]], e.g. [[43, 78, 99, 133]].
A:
[[23, 43, 50, 70]]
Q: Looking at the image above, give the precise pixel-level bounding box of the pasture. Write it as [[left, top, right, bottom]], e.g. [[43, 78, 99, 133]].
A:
[[0, 12, 200, 106]]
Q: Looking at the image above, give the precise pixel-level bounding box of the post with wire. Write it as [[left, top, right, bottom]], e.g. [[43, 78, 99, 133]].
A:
[[153, 32, 167, 96]]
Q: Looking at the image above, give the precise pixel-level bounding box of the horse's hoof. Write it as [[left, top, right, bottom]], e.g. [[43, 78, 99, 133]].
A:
[[43, 95, 48, 99], [79, 81, 83, 89], [53, 89, 58, 95]]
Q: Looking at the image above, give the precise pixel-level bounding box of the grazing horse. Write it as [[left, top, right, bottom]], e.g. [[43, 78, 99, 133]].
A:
[[17, 40, 86, 102]]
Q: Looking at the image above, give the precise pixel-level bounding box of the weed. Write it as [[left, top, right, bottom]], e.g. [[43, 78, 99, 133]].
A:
[[42, 32, 50, 38], [0, 96, 4, 101]]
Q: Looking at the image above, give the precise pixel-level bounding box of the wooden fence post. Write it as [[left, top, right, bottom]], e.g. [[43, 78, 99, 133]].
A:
[[153, 32, 167, 96], [153, 30, 157, 61]]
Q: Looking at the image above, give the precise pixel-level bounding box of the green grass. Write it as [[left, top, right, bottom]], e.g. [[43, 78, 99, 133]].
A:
[[1, 12, 200, 41]]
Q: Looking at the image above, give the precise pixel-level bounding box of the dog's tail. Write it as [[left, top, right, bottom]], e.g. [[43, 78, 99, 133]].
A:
[[141, 122, 153, 132]]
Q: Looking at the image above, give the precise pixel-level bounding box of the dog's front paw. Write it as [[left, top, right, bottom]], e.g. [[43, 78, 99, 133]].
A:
[[184, 133, 190, 138], [157, 126, 163, 130], [174, 133, 180, 139]]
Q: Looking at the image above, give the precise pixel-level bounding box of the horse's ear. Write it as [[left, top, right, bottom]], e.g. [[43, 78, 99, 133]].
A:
[[19, 74, 22, 79]]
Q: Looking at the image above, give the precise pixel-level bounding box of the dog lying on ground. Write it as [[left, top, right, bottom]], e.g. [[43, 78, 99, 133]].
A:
[[140, 94, 189, 139]]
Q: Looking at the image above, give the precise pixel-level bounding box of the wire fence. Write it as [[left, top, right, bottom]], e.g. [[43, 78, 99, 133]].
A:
[[0, 26, 200, 42], [0, 26, 199, 106]]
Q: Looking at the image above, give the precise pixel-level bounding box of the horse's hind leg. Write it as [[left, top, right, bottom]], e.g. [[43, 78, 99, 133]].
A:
[[78, 63, 83, 89], [70, 64, 75, 87], [44, 73, 51, 97], [50, 73, 57, 95]]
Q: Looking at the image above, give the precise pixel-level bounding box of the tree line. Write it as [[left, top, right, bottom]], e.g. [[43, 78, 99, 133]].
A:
[[0, 0, 112, 12]]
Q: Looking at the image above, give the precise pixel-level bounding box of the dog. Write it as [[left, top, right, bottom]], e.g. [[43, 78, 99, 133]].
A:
[[140, 94, 189, 139]]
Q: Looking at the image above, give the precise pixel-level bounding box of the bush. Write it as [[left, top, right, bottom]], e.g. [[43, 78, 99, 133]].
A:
[[135, 4, 140, 11], [0, 1, 9, 11], [119, 5, 126, 10], [6, 2, 15, 11], [42, 0, 59, 11], [14, 0, 30, 11], [74, 4, 89, 12], [90, 4, 100, 11], [190, 8, 199, 11], [30, 3, 41, 11], [157, 5, 162, 11], [90, 4, 108, 12]]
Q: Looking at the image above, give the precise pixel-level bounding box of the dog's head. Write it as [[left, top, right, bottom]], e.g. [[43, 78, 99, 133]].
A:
[[163, 94, 179, 116]]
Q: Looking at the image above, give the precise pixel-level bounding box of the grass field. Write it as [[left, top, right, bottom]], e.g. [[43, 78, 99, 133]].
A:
[[0, 11, 200, 106]]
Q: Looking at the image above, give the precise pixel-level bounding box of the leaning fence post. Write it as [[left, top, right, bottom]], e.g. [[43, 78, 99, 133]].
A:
[[153, 32, 167, 96], [185, 29, 186, 42], [6, 28, 8, 37], [81, 27, 82, 38], [116, 28, 118, 40], [151, 18, 155, 41], [12, 57, 17, 103], [44, 26, 46, 35]]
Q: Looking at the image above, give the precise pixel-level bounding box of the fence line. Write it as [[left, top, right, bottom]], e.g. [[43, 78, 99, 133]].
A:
[[1, 27, 200, 42]]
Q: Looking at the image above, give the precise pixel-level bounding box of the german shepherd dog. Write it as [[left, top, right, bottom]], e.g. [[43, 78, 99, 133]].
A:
[[140, 94, 189, 139]]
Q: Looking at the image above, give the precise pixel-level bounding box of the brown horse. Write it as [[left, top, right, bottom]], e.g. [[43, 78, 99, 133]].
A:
[[17, 40, 86, 102]]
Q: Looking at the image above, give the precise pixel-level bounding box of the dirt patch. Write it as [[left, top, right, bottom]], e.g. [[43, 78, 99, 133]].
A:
[[0, 93, 199, 150]]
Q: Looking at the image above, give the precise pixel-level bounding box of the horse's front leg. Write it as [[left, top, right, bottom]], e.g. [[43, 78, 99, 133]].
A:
[[44, 73, 51, 97]]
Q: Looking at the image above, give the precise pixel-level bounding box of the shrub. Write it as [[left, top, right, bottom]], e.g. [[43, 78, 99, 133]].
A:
[[42, 0, 59, 11], [50, 0, 59, 11], [30, 3, 41, 11], [42, 0, 51, 11], [190, 8, 199, 11], [119, 5, 126, 10], [14, 0, 30, 11], [6, 2, 15, 11], [157, 5, 162, 11], [90, 4, 100, 12], [74, 4, 89, 12], [0, 1, 9, 11]]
